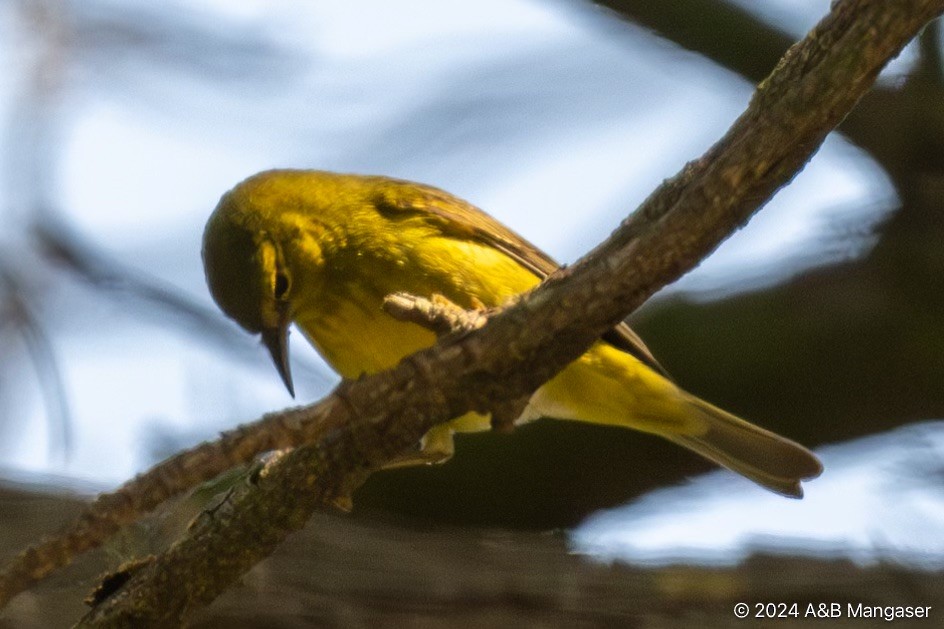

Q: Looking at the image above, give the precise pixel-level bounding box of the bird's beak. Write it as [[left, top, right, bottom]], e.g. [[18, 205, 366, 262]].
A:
[[262, 323, 294, 398]]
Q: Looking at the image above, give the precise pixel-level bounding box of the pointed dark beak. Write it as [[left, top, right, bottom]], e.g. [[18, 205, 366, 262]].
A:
[[262, 323, 294, 398]]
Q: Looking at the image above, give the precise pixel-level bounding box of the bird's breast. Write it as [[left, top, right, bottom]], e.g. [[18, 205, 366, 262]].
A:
[[293, 281, 438, 379]]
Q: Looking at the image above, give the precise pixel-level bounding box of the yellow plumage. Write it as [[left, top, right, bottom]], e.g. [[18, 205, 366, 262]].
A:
[[202, 169, 822, 497]]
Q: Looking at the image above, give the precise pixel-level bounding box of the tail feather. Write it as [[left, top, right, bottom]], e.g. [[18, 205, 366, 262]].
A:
[[668, 396, 823, 498]]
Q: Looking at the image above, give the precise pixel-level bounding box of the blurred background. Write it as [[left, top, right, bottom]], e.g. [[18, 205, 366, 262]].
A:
[[1, 0, 943, 576]]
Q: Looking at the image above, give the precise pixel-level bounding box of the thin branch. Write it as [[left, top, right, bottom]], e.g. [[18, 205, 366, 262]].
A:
[[0, 404, 324, 610], [33, 217, 332, 386], [33, 219, 256, 353], [0, 262, 73, 461], [591, 0, 795, 85], [68, 1, 944, 625], [0, 295, 488, 610], [587, 0, 924, 190]]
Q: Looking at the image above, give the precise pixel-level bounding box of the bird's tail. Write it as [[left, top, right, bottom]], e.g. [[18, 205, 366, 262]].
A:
[[667, 395, 823, 498]]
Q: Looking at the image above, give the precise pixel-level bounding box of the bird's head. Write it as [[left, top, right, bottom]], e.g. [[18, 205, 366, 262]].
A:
[[202, 174, 308, 397]]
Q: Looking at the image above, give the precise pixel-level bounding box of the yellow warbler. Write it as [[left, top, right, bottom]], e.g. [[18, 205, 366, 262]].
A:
[[202, 170, 822, 497]]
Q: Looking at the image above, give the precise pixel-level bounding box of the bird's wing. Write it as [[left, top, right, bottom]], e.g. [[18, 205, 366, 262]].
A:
[[372, 180, 672, 379]]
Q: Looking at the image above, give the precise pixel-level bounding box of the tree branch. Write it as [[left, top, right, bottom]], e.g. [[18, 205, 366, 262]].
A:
[[33, 218, 330, 386], [61, 1, 943, 625], [0, 261, 73, 461], [590, 0, 940, 191], [592, 0, 794, 85], [0, 296, 491, 611]]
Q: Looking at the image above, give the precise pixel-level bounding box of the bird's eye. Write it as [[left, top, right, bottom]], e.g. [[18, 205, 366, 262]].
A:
[[274, 271, 290, 300]]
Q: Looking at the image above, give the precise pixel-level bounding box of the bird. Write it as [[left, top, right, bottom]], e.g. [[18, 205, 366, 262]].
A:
[[202, 169, 822, 497]]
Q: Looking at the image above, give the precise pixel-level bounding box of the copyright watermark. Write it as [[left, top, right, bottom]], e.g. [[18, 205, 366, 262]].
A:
[[733, 602, 932, 621]]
